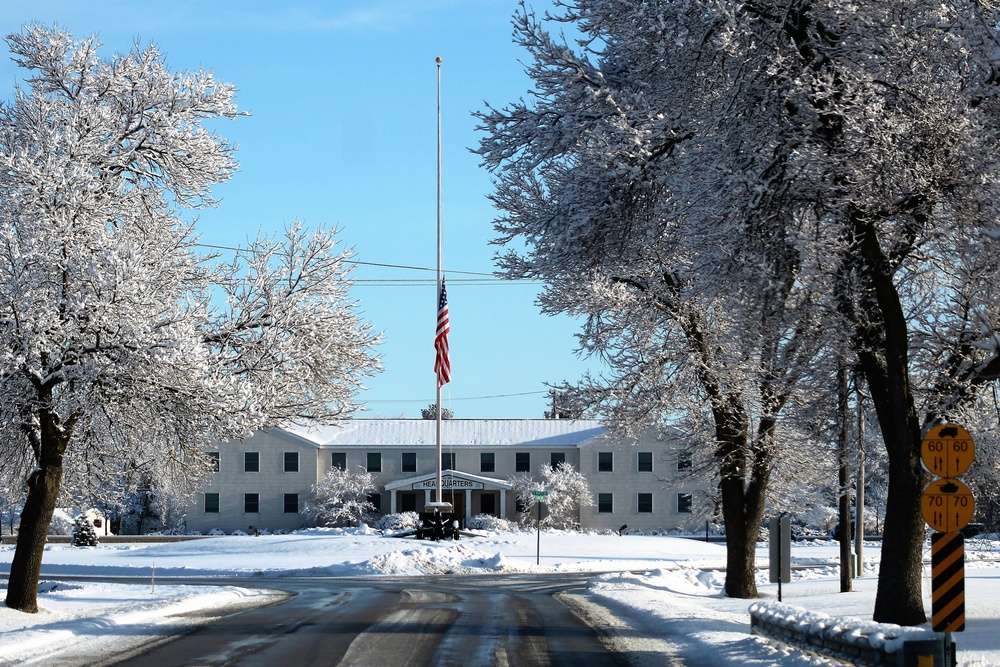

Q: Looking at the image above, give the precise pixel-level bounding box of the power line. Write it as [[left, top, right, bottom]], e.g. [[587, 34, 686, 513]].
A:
[[361, 390, 548, 404], [195, 242, 497, 277]]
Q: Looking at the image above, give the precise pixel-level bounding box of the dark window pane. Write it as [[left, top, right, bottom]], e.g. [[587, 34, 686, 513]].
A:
[[515, 452, 530, 472], [677, 452, 693, 470], [402, 452, 417, 473], [244, 493, 259, 513], [638, 493, 653, 513], [442, 453, 455, 470], [677, 493, 693, 514], [401, 492, 417, 512], [244, 452, 260, 473], [205, 493, 220, 513], [550, 452, 566, 468], [638, 452, 653, 472], [367, 452, 381, 473], [480, 452, 495, 473], [331, 452, 346, 470], [284, 493, 298, 514], [367, 492, 382, 513], [598, 493, 613, 513], [284, 451, 299, 473], [480, 493, 496, 515], [598, 452, 613, 472], [207, 452, 220, 472]]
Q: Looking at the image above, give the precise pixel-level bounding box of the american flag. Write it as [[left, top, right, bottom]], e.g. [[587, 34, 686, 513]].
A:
[[434, 279, 451, 388]]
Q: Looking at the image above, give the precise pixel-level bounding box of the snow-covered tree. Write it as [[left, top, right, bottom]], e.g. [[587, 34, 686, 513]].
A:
[[478, 0, 825, 600], [71, 514, 98, 547], [538, 462, 592, 529], [302, 466, 377, 527], [0, 485, 24, 536], [420, 403, 454, 420], [0, 25, 381, 613], [507, 463, 593, 529], [476, 0, 1000, 624], [508, 471, 541, 526]]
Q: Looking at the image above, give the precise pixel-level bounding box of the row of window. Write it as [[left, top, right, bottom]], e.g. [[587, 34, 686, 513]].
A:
[[220, 450, 693, 475], [203, 491, 692, 516], [335, 451, 691, 474], [596, 492, 693, 514], [204, 492, 301, 514]]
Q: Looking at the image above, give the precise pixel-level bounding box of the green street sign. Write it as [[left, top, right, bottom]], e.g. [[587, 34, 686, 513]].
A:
[[532, 491, 549, 500]]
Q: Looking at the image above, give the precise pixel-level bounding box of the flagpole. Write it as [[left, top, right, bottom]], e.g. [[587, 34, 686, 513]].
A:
[[431, 56, 451, 519], [435, 56, 444, 514]]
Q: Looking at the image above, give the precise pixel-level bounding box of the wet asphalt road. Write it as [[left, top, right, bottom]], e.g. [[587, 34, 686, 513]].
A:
[[104, 574, 639, 667]]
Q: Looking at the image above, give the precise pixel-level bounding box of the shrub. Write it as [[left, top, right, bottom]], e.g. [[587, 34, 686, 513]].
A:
[[374, 512, 420, 532], [466, 514, 516, 532]]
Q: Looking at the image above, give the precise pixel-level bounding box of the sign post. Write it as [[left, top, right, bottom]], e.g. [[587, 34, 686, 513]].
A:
[[533, 490, 548, 565], [921, 423, 975, 648], [769, 514, 791, 602]]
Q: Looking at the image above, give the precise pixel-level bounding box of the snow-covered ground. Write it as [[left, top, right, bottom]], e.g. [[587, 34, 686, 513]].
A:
[[0, 529, 998, 666]]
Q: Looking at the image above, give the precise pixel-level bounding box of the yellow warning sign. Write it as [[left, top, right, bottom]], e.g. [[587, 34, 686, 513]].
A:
[[922, 478, 975, 533], [921, 424, 975, 478]]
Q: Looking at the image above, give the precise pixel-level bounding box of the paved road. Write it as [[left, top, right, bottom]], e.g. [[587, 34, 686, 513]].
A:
[[106, 574, 641, 667]]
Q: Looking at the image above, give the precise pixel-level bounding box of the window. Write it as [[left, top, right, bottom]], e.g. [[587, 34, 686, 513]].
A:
[[401, 452, 417, 473], [206, 452, 220, 472], [598, 493, 613, 514], [480, 493, 496, 515], [284, 451, 299, 473], [638, 493, 653, 513], [677, 452, 692, 470], [638, 452, 653, 472], [480, 452, 495, 473], [366, 452, 381, 473], [204, 493, 220, 514], [598, 452, 613, 472], [677, 493, 693, 514], [244, 452, 260, 473], [401, 492, 417, 512], [331, 452, 346, 470], [244, 493, 259, 514], [367, 492, 382, 513], [442, 452, 455, 470], [550, 452, 566, 468], [284, 493, 298, 514], [515, 452, 530, 472]]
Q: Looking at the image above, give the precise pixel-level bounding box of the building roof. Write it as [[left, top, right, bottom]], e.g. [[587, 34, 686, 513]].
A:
[[282, 419, 606, 448]]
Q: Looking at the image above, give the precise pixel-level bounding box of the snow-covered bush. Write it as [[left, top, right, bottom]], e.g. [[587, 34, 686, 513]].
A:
[[47, 510, 74, 536], [466, 514, 516, 532], [302, 466, 377, 527], [374, 512, 420, 532], [71, 515, 99, 547]]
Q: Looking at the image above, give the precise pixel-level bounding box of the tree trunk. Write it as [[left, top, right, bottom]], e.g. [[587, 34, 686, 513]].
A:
[[838, 363, 853, 592], [713, 399, 768, 599], [5, 409, 70, 613], [853, 216, 928, 625]]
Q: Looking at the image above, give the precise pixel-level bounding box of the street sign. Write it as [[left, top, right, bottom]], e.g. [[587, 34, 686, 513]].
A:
[[532, 491, 549, 500], [921, 423, 975, 478], [921, 477, 975, 533]]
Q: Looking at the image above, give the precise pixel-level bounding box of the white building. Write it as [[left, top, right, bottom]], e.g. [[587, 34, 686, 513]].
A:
[[184, 419, 710, 534]]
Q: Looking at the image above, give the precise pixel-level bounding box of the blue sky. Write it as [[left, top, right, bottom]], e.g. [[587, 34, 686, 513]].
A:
[[0, 1, 602, 419]]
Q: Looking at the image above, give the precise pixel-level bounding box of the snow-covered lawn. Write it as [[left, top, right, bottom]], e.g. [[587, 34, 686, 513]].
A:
[[0, 529, 998, 666]]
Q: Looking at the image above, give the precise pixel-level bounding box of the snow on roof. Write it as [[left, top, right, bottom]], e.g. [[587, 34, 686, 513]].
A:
[[282, 419, 606, 448]]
